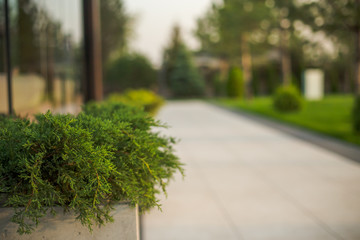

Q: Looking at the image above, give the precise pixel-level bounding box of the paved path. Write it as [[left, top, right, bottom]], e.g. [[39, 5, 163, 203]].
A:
[[143, 101, 360, 240]]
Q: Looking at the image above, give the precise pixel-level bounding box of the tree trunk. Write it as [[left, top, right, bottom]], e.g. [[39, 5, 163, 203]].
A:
[[241, 33, 253, 99], [280, 28, 292, 86]]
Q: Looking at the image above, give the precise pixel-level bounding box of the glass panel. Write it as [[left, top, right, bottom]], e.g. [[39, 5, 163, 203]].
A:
[[0, 0, 9, 114], [9, 0, 84, 116]]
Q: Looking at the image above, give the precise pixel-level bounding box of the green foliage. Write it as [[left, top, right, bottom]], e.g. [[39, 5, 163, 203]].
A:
[[107, 89, 164, 116], [194, 0, 274, 59], [353, 96, 360, 134], [100, 0, 130, 65], [194, 4, 220, 54], [0, 103, 183, 234], [273, 85, 303, 112], [299, 0, 359, 34], [168, 45, 205, 97], [163, 26, 205, 98], [299, 0, 360, 93], [213, 73, 226, 97], [194, 0, 360, 97], [226, 67, 244, 98], [250, 64, 280, 96], [217, 0, 271, 59], [104, 53, 157, 94]]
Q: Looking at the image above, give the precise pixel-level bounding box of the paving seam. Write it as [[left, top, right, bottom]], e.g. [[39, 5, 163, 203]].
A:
[[209, 103, 360, 164], [192, 160, 245, 240], [223, 141, 346, 240]]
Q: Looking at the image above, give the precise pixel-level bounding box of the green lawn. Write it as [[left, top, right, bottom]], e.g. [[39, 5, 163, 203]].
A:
[[214, 95, 360, 146]]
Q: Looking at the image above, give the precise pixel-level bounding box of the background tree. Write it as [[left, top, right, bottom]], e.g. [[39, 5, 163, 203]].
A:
[[104, 53, 157, 95], [297, 0, 360, 131], [100, 0, 131, 67], [299, 0, 359, 92], [271, 0, 293, 86], [194, 4, 220, 55], [216, 0, 272, 98], [194, 0, 275, 98], [162, 25, 205, 98], [194, 0, 345, 96]]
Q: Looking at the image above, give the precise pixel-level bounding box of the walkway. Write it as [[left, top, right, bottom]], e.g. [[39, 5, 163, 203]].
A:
[[143, 101, 360, 240]]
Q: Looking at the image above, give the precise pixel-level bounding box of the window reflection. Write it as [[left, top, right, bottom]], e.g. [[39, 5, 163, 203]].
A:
[[0, 1, 8, 114], [2, 0, 84, 115]]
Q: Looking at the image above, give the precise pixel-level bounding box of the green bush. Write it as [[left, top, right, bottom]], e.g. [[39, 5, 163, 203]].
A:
[[0, 103, 182, 234], [107, 89, 164, 116], [353, 96, 360, 133], [104, 53, 157, 94], [273, 85, 303, 112], [226, 67, 244, 98]]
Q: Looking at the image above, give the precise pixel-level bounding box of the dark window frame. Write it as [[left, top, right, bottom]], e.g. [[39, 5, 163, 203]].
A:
[[4, 0, 13, 115]]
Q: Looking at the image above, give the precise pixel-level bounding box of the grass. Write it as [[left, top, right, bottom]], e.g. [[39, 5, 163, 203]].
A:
[[213, 95, 360, 146]]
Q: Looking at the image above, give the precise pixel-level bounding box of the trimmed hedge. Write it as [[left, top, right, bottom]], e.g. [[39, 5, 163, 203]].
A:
[[107, 89, 164, 116], [226, 67, 244, 98], [273, 85, 303, 112]]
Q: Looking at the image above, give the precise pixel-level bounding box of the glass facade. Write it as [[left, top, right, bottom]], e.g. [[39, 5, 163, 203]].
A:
[[0, 1, 8, 114], [0, 0, 84, 115]]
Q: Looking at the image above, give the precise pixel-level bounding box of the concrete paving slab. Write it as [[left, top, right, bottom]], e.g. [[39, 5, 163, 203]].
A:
[[143, 101, 360, 240]]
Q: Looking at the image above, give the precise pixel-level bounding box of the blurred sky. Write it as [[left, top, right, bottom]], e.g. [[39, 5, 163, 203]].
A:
[[124, 0, 213, 67]]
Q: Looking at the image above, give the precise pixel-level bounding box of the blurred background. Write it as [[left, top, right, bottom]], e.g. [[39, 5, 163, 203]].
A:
[[1, 0, 360, 239], [1, 0, 359, 117], [2, 0, 359, 140]]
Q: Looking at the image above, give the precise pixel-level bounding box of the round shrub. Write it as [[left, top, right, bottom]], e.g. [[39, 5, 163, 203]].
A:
[[273, 85, 303, 112], [107, 89, 164, 116], [226, 67, 244, 98], [353, 96, 360, 133]]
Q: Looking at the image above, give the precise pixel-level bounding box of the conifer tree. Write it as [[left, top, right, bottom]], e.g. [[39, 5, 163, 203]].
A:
[[163, 26, 205, 98]]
